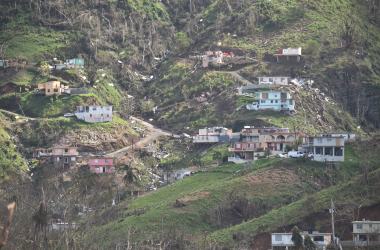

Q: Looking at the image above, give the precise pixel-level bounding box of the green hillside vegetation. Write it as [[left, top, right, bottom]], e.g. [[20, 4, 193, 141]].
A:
[[0, 115, 28, 177], [80, 140, 380, 248]]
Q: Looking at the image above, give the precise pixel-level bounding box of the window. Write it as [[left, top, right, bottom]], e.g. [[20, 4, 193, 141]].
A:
[[107, 114, 109, 117], [313, 236, 324, 242], [262, 93, 269, 99], [317, 138, 323, 143], [275, 235, 282, 241], [325, 147, 333, 156], [64, 148, 69, 153], [90, 114, 92, 118], [93, 107, 97, 111], [327, 138, 332, 142], [334, 147, 343, 156], [281, 77, 285, 81], [357, 224, 363, 229], [47, 89, 50, 92], [269, 78, 273, 82], [315, 147, 323, 155], [64, 157, 69, 163], [271, 100, 273, 103], [275, 100, 278, 103], [261, 100, 266, 104], [289, 100, 293, 105]]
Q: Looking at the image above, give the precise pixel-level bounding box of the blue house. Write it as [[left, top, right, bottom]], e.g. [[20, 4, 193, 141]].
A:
[[246, 91, 295, 112]]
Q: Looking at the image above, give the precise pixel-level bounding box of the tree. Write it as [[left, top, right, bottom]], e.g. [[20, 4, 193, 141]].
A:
[[291, 226, 304, 250], [212, 151, 223, 165], [0, 202, 16, 249], [304, 235, 316, 250], [122, 165, 140, 196], [175, 32, 191, 50]]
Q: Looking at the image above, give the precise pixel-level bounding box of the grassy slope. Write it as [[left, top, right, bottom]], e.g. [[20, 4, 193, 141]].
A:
[[209, 167, 380, 247], [0, 114, 28, 177], [81, 140, 380, 248]]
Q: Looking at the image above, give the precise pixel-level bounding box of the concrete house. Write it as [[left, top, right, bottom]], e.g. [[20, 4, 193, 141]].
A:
[[66, 58, 84, 68], [193, 127, 232, 143], [75, 105, 113, 123], [228, 127, 301, 163], [88, 158, 115, 174], [307, 135, 345, 162], [37, 81, 68, 96], [34, 146, 79, 168], [258, 77, 290, 85], [352, 220, 380, 247], [274, 47, 302, 62], [246, 91, 295, 112], [271, 231, 332, 250]]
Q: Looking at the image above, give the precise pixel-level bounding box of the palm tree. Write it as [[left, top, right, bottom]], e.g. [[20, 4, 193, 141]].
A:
[[122, 164, 140, 196]]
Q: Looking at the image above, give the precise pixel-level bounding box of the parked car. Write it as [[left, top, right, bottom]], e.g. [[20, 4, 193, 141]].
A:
[[278, 153, 287, 158], [288, 151, 305, 158]]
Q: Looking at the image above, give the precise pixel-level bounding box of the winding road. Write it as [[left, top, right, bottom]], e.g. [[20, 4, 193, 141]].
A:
[[106, 116, 178, 157], [0, 108, 178, 157]]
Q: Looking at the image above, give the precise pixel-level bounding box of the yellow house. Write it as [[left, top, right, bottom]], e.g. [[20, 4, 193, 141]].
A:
[[37, 81, 67, 96]]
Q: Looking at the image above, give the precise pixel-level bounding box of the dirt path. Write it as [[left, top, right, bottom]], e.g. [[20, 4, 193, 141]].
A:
[[106, 116, 178, 157]]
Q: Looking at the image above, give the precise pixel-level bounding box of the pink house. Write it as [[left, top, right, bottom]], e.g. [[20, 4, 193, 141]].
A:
[[88, 158, 115, 174]]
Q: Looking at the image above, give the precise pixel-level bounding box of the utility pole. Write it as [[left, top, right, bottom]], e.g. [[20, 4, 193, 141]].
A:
[[329, 199, 336, 246]]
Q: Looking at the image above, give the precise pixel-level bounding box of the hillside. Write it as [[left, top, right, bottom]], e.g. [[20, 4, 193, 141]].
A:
[[0, 0, 380, 249]]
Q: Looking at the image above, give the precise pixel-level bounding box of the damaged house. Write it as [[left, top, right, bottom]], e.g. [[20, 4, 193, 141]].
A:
[[274, 47, 302, 62], [37, 81, 68, 96], [88, 158, 115, 174], [34, 146, 79, 168]]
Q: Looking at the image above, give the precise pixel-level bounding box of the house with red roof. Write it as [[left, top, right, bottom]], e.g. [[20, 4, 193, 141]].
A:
[[88, 158, 115, 174]]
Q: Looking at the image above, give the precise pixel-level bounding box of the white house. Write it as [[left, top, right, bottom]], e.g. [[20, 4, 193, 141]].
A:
[[352, 221, 380, 246], [246, 91, 295, 112], [306, 135, 345, 162], [271, 232, 332, 250], [193, 127, 232, 143], [258, 77, 290, 85], [75, 105, 113, 123]]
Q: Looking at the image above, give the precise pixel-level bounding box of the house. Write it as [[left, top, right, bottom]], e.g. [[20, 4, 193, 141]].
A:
[[193, 127, 232, 143], [306, 135, 345, 162], [274, 47, 302, 62], [201, 51, 234, 68], [271, 231, 332, 250], [65, 58, 84, 68], [37, 81, 68, 96], [258, 77, 290, 85], [352, 220, 380, 247], [34, 146, 79, 168], [53, 58, 84, 70], [246, 91, 295, 112], [88, 158, 115, 174], [228, 127, 301, 163], [75, 105, 113, 123]]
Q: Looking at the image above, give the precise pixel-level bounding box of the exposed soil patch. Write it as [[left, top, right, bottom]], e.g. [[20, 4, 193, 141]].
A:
[[245, 167, 300, 187]]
